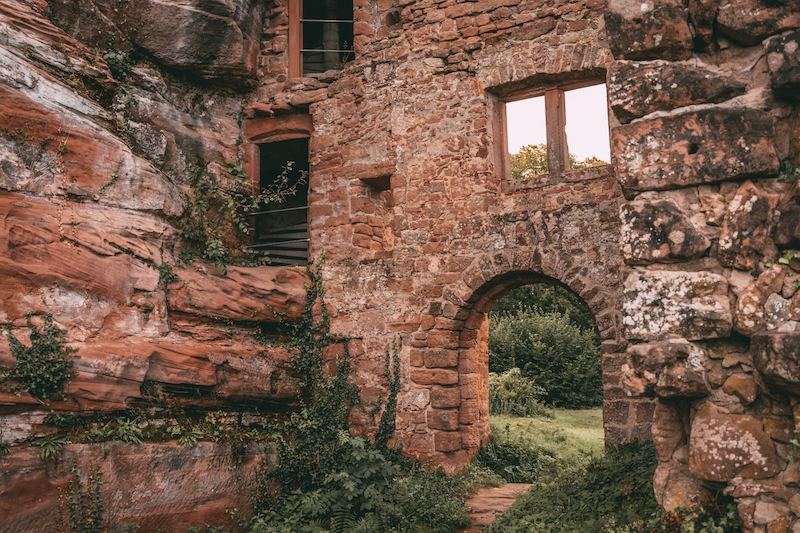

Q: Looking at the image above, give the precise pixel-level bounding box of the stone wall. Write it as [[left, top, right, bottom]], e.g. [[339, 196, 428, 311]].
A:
[[2, 0, 799, 529], [605, 0, 800, 530]]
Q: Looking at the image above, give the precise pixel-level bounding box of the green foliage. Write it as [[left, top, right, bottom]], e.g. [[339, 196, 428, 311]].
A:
[[477, 422, 565, 483], [510, 143, 607, 179], [485, 440, 660, 533], [86, 417, 143, 445], [489, 368, 550, 418], [488, 310, 601, 408], [601, 495, 742, 533], [166, 421, 205, 448], [778, 158, 800, 183], [491, 284, 596, 332], [35, 433, 71, 462], [777, 249, 800, 265], [66, 460, 105, 533], [181, 161, 305, 273], [374, 340, 401, 449], [2, 313, 79, 403], [103, 49, 134, 83]]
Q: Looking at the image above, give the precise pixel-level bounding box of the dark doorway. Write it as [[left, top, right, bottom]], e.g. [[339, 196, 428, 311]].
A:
[[254, 138, 310, 266]]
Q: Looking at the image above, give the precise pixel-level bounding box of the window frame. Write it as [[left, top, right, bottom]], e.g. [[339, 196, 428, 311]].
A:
[[289, 0, 354, 78], [490, 77, 609, 180]]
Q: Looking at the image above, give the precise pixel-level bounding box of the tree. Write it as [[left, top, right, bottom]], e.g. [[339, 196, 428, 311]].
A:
[[510, 143, 608, 179]]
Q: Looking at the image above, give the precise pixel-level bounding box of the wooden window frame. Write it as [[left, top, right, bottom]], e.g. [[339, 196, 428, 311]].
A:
[[289, 0, 354, 78], [490, 77, 608, 179]]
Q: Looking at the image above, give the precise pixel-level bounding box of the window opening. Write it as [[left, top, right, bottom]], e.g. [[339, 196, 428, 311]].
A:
[[502, 81, 609, 179], [249, 138, 310, 266], [300, 0, 354, 76]]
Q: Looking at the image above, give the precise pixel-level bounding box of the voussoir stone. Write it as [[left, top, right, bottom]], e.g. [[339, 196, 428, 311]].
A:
[[689, 403, 782, 482], [620, 199, 711, 265], [718, 181, 779, 271], [766, 30, 800, 99], [718, 0, 800, 46], [623, 342, 709, 398], [608, 61, 747, 123], [734, 265, 787, 336], [622, 270, 732, 341], [752, 331, 800, 395], [612, 107, 779, 193], [605, 0, 693, 61]]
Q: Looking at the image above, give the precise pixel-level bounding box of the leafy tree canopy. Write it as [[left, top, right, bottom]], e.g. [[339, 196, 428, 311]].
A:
[[510, 143, 607, 179]]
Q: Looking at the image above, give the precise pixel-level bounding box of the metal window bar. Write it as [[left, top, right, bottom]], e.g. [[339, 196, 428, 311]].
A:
[[300, 18, 353, 22], [245, 238, 310, 249], [250, 205, 310, 216], [301, 48, 354, 52]]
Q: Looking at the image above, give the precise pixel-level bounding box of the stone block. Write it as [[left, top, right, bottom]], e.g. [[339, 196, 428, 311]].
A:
[[767, 30, 800, 100], [434, 431, 463, 452], [718, 0, 800, 46], [623, 342, 709, 398], [608, 60, 746, 123], [622, 271, 732, 341], [613, 108, 779, 193], [718, 181, 779, 271], [605, 0, 692, 60], [423, 348, 459, 368], [651, 400, 685, 462], [430, 386, 461, 408], [775, 189, 800, 248], [410, 369, 459, 385], [722, 374, 757, 405], [752, 331, 800, 395], [734, 265, 786, 337], [620, 199, 711, 265], [689, 403, 782, 482], [427, 408, 460, 431]]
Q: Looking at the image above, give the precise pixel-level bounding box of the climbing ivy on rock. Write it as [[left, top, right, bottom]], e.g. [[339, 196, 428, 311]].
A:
[[2, 313, 78, 403]]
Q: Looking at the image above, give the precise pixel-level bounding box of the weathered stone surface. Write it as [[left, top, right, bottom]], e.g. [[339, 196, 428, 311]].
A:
[[51, 0, 265, 83], [653, 464, 710, 510], [0, 442, 265, 532], [688, 0, 722, 43], [752, 331, 800, 395], [718, 0, 800, 46], [689, 403, 782, 482], [722, 373, 757, 405], [167, 261, 310, 322], [608, 61, 747, 123], [766, 30, 800, 99], [613, 108, 780, 193], [651, 400, 686, 461], [623, 342, 709, 397], [620, 200, 711, 265], [605, 0, 693, 61], [622, 271, 732, 341], [775, 189, 800, 248], [699, 193, 727, 226], [734, 265, 787, 336], [718, 181, 779, 270]]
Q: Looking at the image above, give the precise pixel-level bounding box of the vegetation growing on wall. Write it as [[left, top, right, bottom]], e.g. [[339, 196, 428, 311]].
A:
[[2, 313, 78, 403]]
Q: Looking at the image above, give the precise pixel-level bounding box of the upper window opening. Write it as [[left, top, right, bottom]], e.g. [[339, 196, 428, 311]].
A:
[[300, 0, 354, 76], [501, 81, 610, 179]]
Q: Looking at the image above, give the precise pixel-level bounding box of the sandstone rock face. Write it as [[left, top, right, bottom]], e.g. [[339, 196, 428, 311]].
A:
[[613, 108, 780, 194], [620, 200, 711, 264], [51, 0, 265, 84], [608, 61, 747, 123], [775, 189, 800, 248], [752, 331, 800, 395], [0, 442, 266, 532], [604, 0, 693, 60], [718, 181, 779, 270], [766, 30, 800, 99], [689, 404, 782, 482], [622, 271, 732, 341]]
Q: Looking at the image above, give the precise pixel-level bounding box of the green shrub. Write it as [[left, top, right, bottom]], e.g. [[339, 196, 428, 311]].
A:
[[600, 494, 742, 533], [488, 310, 601, 408], [2, 313, 78, 402], [485, 440, 660, 533], [491, 283, 596, 333], [477, 422, 566, 483], [489, 368, 550, 418]]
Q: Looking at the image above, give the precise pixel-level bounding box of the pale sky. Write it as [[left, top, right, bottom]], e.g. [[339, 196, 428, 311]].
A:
[[506, 84, 611, 163]]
